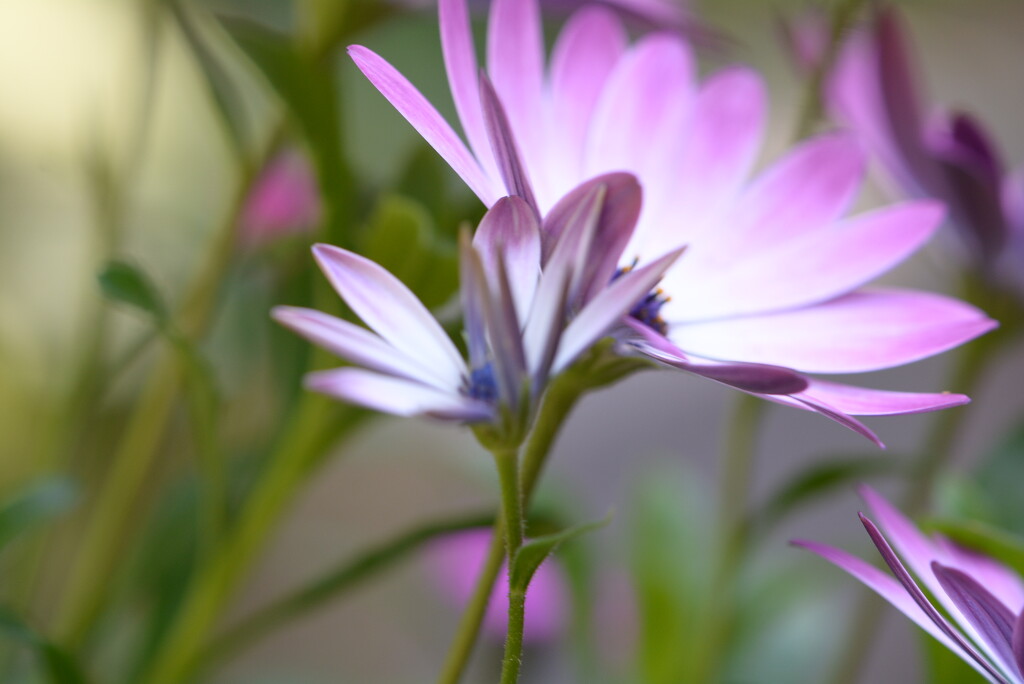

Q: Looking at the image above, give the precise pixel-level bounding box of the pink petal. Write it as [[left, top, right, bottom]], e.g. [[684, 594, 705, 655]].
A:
[[272, 306, 450, 390], [766, 392, 884, 447], [1013, 611, 1024, 681], [305, 368, 492, 421], [669, 288, 996, 374], [486, 0, 545, 178], [553, 248, 684, 372], [347, 45, 498, 205], [547, 6, 627, 192], [670, 200, 944, 320], [312, 244, 466, 388], [474, 196, 542, 324], [479, 74, 538, 211], [439, 0, 499, 180], [798, 379, 969, 416], [585, 33, 695, 195]]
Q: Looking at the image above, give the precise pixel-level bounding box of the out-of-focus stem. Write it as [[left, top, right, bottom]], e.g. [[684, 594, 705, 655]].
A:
[[492, 445, 525, 684], [692, 393, 764, 683], [436, 373, 586, 684]]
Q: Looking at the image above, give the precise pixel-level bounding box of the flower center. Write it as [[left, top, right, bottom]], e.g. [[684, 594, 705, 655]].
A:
[[613, 259, 670, 336], [467, 362, 499, 402]]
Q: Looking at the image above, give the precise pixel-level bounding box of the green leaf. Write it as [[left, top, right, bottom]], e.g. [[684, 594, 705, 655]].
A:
[[169, 1, 251, 163], [509, 512, 612, 593], [755, 454, 901, 531], [0, 606, 88, 684], [359, 194, 459, 309], [971, 420, 1024, 529], [923, 518, 1024, 577], [0, 478, 77, 551], [98, 260, 169, 325]]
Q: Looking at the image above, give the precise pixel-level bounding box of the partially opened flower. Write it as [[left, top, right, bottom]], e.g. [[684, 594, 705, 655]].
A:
[[349, 0, 995, 444], [239, 149, 320, 246], [427, 529, 568, 644], [796, 487, 1024, 683], [829, 8, 1022, 276], [272, 179, 680, 437]]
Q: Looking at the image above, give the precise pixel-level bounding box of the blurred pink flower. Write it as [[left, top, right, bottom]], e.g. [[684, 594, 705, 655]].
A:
[[239, 150, 320, 245], [829, 8, 1022, 276], [796, 487, 1024, 683], [427, 529, 568, 643], [778, 5, 829, 75], [349, 0, 995, 445]]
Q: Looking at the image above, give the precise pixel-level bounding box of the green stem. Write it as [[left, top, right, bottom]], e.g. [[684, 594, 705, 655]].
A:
[[830, 335, 994, 684], [693, 393, 764, 683], [492, 446, 524, 684], [198, 511, 495, 669], [435, 374, 586, 684]]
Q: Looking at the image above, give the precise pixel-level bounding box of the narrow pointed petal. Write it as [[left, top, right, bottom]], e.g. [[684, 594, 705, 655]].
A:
[[671, 200, 943, 320], [312, 244, 466, 388], [486, 0, 544, 175], [669, 289, 996, 374], [474, 196, 542, 324], [439, 0, 498, 180], [860, 514, 1010, 683], [1013, 611, 1024, 681], [543, 173, 642, 301], [791, 395, 884, 448], [799, 380, 969, 416], [272, 306, 448, 389], [933, 562, 1021, 679], [306, 368, 492, 422], [479, 74, 538, 211], [458, 231, 490, 371], [936, 541, 1024, 618], [522, 264, 570, 392], [794, 539, 1001, 683], [348, 45, 498, 205], [624, 319, 808, 394], [540, 181, 604, 303], [548, 7, 627, 185], [553, 248, 684, 373]]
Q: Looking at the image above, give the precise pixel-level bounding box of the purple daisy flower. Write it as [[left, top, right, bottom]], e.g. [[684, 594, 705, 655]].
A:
[[272, 179, 681, 427], [348, 0, 995, 444], [829, 8, 1022, 276], [796, 486, 1024, 683]]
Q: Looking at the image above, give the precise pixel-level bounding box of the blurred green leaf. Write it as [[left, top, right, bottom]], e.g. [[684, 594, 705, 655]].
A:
[[0, 606, 87, 684], [923, 518, 1024, 577], [219, 16, 354, 245], [298, 0, 396, 57], [396, 144, 485, 241], [169, 1, 251, 163], [98, 261, 169, 325], [922, 627, 980, 684], [509, 512, 612, 593], [971, 420, 1024, 529], [754, 455, 901, 531], [0, 478, 77, 551], [628, 464, 712, 684], [359, 194, 459, 309]]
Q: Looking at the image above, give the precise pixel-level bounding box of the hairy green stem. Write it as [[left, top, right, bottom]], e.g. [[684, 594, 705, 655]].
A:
[[492, 446, 525, 684], [436, 374, 586, 684], [693, 394, 765, 683]]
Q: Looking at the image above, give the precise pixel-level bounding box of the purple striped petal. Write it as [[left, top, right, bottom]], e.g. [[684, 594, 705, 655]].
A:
[[860, 514, 1010, 683], [669, 289, 996, 374], [306, 368, 492, 422], [1013, 611, 1024, 681], [794, 539, 1000, 683], [669, 200, 943, 321], [553, 248, 684, 372], [272, 306, 451, 390], [479, 73, 538, 212], [798, 379, 969, 416], [439, 0, 498, 180], [474, 196, 542, 324], [348, 46, 498, 205], [312, 244, 466, 388], [547, 6, 627, 187], [486, 0, 544, 175], [458, 231, 490, 372], [933, 562, 1021, 680], [624, 319, 808, 394]]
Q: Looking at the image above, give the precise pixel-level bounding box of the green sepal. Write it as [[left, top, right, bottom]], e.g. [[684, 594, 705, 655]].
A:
[[509, 512, 612, 593]]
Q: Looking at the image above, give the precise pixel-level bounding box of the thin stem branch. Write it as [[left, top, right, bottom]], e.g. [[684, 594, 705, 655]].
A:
[[492, 446, 524, 684]]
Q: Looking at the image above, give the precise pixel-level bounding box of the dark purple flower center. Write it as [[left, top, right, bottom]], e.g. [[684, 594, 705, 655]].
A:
[[467, 362, 498, 402], [613, 260, 670, 336]]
